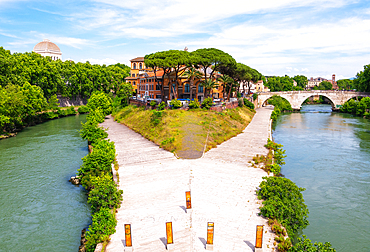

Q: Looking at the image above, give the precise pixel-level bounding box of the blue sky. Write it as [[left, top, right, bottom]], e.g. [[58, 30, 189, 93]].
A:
[[1, 0, 370, 79]]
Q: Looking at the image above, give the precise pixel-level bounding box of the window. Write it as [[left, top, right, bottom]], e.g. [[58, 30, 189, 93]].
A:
[[156, 84, 160, 90], [139, 63, 142, 69], [185, 84, 190, 93], [133, 81, 136, 86], [133, 63, 136, 69], [198, 85, 204, 93], [156, 95, 161, 99], [132, 73, 135, 77]]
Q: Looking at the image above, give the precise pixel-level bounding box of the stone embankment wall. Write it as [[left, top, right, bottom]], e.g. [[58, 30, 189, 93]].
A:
[[57, 95, 87, 107], [210, 100, 238, 112]]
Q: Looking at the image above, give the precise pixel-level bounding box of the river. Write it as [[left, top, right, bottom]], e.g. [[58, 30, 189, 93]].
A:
[[0, 115, 90, 251], [272, 104, 370, 251]]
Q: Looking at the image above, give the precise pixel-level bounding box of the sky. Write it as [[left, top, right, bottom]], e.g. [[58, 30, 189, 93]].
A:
[[1, 0, 370, 80]]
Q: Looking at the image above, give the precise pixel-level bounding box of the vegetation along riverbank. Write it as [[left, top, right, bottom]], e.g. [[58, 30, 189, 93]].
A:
[[249, 103, 337, 251], [76, 92, 123, 252]]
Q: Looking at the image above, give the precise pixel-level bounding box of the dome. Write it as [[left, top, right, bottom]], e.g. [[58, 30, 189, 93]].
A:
[[33, 39, 62, 60], [33, 39, 61, 53]]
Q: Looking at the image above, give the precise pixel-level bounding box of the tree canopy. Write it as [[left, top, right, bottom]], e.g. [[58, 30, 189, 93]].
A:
[[353, 64, 370, 92]]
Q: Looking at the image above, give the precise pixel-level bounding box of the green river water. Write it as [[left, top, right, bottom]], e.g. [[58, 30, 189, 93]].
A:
[[272, 104, 370, 251], [0, 114, 90, 251]]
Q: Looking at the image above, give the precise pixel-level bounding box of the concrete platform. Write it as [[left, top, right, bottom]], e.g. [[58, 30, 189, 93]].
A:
[[102, 106, 276, 252]]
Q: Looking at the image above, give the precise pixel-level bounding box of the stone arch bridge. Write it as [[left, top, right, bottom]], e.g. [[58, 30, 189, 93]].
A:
[[256, 90, 370, 111]]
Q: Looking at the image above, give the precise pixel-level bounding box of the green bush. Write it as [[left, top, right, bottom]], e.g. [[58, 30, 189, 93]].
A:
[[257, 176, 309, 238], [188, 99, 200, 109], [253, 93, 258, 100], [79, 118, 108, 145], [78, 105, 90, 114], [85, 207, 117, 252], [243, 98, 255, 109], [201, 97, 213, 109], [149, 100, 157, 108], [65, 106, 77, 115], [265, 139, 286, 166], [289, 235, 336, 252], [78, 139, 115, 189], [169, 99, 182, 109], [88, 173, 123, 213], [151, 110, 163, 125], [87, 108, 105, 123], [157, 101, 166, 111], [238, 98, 244, 107], [87, 91, 112, 115]]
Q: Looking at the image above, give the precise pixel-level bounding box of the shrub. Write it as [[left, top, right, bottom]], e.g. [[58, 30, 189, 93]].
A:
[[151, 110, 163, 125], [169, 99, 182, 109], [238, 98, 244, 107], [149, 100, 157, 108], [78, 105, 89, 114], [157, 101, 166, 111], [201, 97, 213, 109], [78, 139, 115, 186], [85, 207, 117, 252], [253, 93, 258, 100], [87, 91, 112, 116], [257, 176, 309, 238], [243, 98, 255, 109], [188, 99, 200, 109], [88, 173, 123, 213], [79, 118, 108, 145], [65, 106, 77, 115], [289, 235, 336, 252]]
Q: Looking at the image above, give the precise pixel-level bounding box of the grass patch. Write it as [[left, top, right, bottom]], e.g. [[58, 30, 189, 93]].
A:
[[112, 106, 255, 154]]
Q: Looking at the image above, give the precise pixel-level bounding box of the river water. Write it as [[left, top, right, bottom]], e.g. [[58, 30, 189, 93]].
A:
[[0, 115, 90, 251], [272, 104, 370, 251]]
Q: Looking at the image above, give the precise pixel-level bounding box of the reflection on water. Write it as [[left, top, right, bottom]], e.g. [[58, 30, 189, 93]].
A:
[[0, 115, 90, 251], [273, 104, 370, 251]]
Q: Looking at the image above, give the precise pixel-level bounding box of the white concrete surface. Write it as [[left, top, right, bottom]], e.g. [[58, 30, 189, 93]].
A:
[[102, 106, 276, 252]]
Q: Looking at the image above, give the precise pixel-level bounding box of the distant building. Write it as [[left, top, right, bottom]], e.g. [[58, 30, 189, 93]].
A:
[[307, 75, 337, 89], [33, 39, 62, 60]]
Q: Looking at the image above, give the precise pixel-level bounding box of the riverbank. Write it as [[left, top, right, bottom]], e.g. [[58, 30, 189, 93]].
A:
[[0, 106, 89, 140], [101, 105, 276, 252]]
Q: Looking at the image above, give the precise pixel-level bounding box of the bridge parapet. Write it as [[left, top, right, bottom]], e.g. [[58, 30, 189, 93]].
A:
[[257, 91, 370, 111]]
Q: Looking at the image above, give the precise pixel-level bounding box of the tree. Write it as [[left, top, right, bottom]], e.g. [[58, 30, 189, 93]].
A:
[[20, 82, 48, 116], [86, 91, 112, 116], [337, 79, 353, 90], [217, 74, 233, 100], [314, 81, 332, 90], [293, 75, 308, 89], [201, 79, 218, 98], [48, 94, 60, 111], [181, 67, 203, 100], [145, 51, 173, 101], [353, 64, 370, 92], [266, 76, 294, 92], [116, 83, 133, 107], [191, 48, 236, 83]]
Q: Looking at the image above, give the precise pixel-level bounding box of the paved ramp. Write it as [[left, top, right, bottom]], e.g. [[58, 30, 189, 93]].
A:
[[102, 106, 276, 252]]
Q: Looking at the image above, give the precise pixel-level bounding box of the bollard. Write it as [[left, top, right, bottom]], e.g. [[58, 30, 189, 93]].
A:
[[166, 222, 174, 250], [206, 222, 214, 250], [124, 224, 133, 252], [254, 225, 263, 252], [186, 191, 192, 209]]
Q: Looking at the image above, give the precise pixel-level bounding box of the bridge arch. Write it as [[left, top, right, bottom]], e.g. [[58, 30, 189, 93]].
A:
[[257, 91, 370, 111]]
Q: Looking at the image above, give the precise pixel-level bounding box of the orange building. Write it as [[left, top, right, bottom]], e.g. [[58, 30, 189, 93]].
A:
[[126, 57, 225, 101]]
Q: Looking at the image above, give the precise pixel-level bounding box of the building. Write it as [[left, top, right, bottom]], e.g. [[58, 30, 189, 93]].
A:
[[255, 80, 270, 93], [307, 75, 337, 89], [125, 56, 225, 101], [33, 39, 62, 60]]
